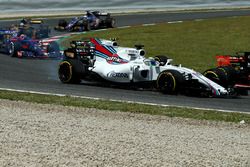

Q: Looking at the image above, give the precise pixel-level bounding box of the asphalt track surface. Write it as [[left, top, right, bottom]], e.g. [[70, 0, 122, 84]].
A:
[[0, 10, 250, 112]]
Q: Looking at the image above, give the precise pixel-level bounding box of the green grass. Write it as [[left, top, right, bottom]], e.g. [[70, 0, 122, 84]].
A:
[[0, 90, 249, 123], [61, 16, 250, 72]]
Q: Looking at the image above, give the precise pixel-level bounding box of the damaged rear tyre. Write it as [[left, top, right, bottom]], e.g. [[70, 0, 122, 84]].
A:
[[58, 60, 81, 84]]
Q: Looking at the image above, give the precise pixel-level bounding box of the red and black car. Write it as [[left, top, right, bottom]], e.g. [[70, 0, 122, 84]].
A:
[[204, 52, 250, 95]]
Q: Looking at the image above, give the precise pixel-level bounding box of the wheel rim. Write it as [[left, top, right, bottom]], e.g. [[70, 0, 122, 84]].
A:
[[157, 72, 176, 93], [58, 61, 72, 83], [8, 43, 14, 55], [204, 71, 220, 83], [111, 20, 115, 27]]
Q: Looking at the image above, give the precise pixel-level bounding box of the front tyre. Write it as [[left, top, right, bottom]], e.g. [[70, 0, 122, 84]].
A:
[[203, 66, 237, 88], [7, 42, 15, 56], [10, 42, 20, 57], [58, 61, 81, 84], [156, 70, 184, 94], [203, 68, 222, 85], [106, 18, 116, 28]]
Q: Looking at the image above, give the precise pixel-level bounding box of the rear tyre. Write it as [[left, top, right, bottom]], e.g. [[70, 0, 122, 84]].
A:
[[156, 70, 184, 94], [83, 22, 91, 31], [203, 68, 223, 85], [217, 66, 237, 85], [58, 19, 68, 28], [58, 60, 82, 84], [106, 18, 115, 28]]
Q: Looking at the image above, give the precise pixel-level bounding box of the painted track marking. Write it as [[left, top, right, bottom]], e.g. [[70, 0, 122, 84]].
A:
[[0, 87, 249, 114]]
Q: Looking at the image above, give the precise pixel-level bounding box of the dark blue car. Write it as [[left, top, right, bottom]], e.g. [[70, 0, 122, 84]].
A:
[[0, 30, 17, 55], [0, 29, 61, 58], [54, 11, 115, 32]]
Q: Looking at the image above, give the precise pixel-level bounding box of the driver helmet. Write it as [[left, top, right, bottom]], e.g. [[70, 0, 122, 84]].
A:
[[19, 34, 26, 40], [20, 22, 25, 27]]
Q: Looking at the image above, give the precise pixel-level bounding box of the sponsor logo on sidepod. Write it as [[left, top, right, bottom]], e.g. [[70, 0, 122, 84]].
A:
[[107, 56, 124, 63], [107, 71, 129, 78]]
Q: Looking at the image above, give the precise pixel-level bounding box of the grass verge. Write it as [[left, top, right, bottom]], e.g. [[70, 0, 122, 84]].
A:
[[0, 90, 249, 124], [62, 15, 250, 72]]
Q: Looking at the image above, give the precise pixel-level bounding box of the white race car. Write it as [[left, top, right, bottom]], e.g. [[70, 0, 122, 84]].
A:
[[58, 38, 232, 97]]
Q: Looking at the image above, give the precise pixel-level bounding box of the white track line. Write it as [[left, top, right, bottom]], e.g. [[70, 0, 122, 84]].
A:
[[117, 26, 131, 29], [94, 29, 107, 32], [195, 19, 204, 21], [167, 21, 183, 24], [142, 23, 156, 26], [0, 87, 248, 115]]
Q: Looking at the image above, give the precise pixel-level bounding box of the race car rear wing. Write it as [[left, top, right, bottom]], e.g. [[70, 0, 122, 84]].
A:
[[70, 41, 93, 48], [216, 52, 250, 68], [64, 40, 95, 58], [97, 13, 109, 16], [216, 52, 250, 90], [91, 11, 110, 16]]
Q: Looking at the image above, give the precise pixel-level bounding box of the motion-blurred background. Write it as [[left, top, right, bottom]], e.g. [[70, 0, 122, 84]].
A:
[[0, 0, 250, 12]]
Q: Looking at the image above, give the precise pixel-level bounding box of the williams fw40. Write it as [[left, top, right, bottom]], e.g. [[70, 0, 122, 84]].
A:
[[0, 30, 61, 58], [204, 52, 250, 95], [58, 38, 233, 97], [54, 11, 115, 32]]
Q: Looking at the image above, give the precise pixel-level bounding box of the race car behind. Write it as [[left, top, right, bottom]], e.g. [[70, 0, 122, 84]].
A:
[[58, 38, 233, 97], [55, 11, 115, 32], [204, 52, 250, 95], [0, 28, 61, 58], [9, 34, 61, 58]]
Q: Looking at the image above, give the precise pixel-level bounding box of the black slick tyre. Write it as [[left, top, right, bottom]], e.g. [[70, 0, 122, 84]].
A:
[[7, 42, 15, 56], [58, 19, 68, 28], [10, 42, 19, 57], [203, 66, 237, 88], [83, 22, 91, 31], [156, 70, 184, 94], [217, 66, 237, 86], [203, 68, 222, 85], [58, 60, 81, 84], [106, 18, 115, 28]]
